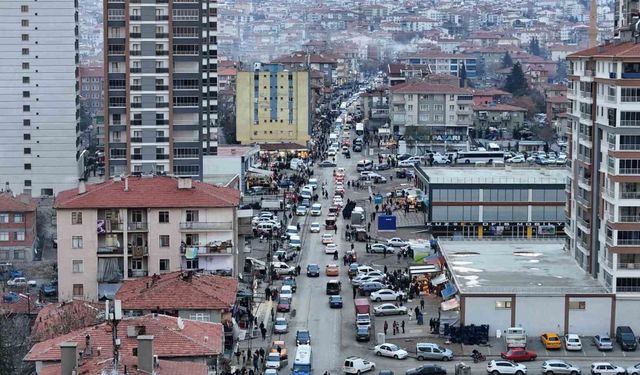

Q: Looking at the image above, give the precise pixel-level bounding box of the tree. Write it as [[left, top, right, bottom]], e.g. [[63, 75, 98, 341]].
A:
[[554, 60, 568, 82], [528, 38, 542, 57], [512, 96, 536, 119], [459, 63, 467, 88], [0, 314, 35, 375], [502, 52, 513, 68], [504, 62, 529, 96]]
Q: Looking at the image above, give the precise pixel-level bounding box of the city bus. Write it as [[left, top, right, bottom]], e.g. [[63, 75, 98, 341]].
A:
[[455, 151, 505, 165], [355, 123, 364, 136], [292, 345, 312, 375]]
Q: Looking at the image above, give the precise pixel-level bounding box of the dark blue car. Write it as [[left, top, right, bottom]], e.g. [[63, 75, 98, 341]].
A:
[[329, 295, 343, 308], [41, 283, 58, 297], [296, 329, 311, 346], [306, 264, 320, 277]]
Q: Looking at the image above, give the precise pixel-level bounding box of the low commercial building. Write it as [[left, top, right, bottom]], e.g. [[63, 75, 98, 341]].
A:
[[54, 176, 240, 301], [439, 239, 616, 336], [203, 145, 260, 192], [0, 192, 38, 263], [414, 166, 567, 238], [472, 103, 527, 136]]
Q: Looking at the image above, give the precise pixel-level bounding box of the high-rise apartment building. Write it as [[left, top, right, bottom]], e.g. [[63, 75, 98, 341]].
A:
[[0, 0, 81, 197], [566, 41, 640, 296], [104, 0, 218, 179]]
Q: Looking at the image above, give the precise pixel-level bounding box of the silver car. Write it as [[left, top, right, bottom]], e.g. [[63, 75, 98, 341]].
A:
[[626, 364, 640, 375], [593, 335, 613, 351], [416, 343, 453, 361], [542, 360, 580, 375]]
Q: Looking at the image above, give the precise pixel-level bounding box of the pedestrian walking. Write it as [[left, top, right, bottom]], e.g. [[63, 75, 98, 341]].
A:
[[242, 350, 247, 365], [259, 347, 265, 360], [352, 285, 357, 299], [397, 251, 402, 263], [393, 321, 398, 335], [334, 226, 337, 234], [367, 222, 371, 231], [235, 349, 241, 364], [296, 265, 301, 276], [249, 369, 254, 375], [401, 320, 405, 333], [265, 286, 271, 301], [260, 326, 267, 340], [384, 320, 388, 335], [420, 297, 425, 311], [253, 355, 259, 371], [429, 318, 434, 332]]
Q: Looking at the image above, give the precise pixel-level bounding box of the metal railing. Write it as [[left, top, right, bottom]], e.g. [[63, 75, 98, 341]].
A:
[[619, 215, 640, 222], [620, 120, 640, 127], [580, 112, 592, 120], [97, 246, 124, 254], [127, 221, 148, 231], [580, 91, 592, 98], [618, 239, 640, 246], [616, 286, 640, 292], [577, 216, 591, 229], [607, 95, 617, 102], [621, 191, 640, 199], [577, 154, 591, 163], [179, 221, 233, 230], [128, 269, 149, 278], [576, 195, 592, 207], [619, 143, 640, 150], [619, 168, 640, 175], [127, 246, 149, 256], [179, 242, 233, 255]]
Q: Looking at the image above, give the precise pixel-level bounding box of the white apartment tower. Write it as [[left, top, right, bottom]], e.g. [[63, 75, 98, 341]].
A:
[[0, 0, 80, 197]]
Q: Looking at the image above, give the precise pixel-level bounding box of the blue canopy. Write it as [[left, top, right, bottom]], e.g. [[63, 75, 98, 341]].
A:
[[441, 282, 458, 300]]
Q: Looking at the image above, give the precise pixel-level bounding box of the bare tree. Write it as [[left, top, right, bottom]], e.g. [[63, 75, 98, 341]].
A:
[[0, 313, 35, 375]]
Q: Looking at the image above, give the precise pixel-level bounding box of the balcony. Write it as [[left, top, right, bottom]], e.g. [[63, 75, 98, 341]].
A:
[[129, 16, 141, 21], [180, 241, 233, 255], [156, 154, 170, 160], [155, 85, 169, 91], [129, 33, 141, 39], [156, 137, 170, 142], [621, 120, 640, 127], [580, 112, 592, 121], [621, 72, 640, 79], [156, 68, 169, 73], [576, 195, 591, 208], [128, 269, 149, 278], [156, 33, 169, 38], [621, 191, 640, 199], [620, 168, 640, 175], [130, 85, 141, 91], [179, 221, 233, 231], [619, 215, 640, 223], [156, 120, 169, 125], [577, 153, 591, 164], [127, 221, 148, 231], [130, 137, 142, 143], [156, 102, 169, 108], [156, 15, 169, 21], [577, 216, 591, 229], [97, 245, 124, 255], [156, 50, 169, 56], [618, 239, 640, 246], [128, 246, 148, 257], [579, 91, 592, 99]]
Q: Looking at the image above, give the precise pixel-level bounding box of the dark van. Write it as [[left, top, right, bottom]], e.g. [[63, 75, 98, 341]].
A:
[[616, 326, 637, 351], [326, 280, 341, 295]]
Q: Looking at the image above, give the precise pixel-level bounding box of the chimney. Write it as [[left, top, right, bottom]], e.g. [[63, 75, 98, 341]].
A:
[[78, 180, 86, 195], [84, 335, 92, 357], [60, 342, 78, 375], [124, 177, 129, 192], [137, 335, 154, 374]]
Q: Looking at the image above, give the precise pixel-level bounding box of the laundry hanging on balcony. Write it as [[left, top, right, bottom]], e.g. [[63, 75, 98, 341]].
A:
[[184, 247, 198, 259]]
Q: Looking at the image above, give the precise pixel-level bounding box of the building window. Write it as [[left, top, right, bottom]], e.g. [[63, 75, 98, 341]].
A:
[[159, 211, 169, 223], [568, 301, 586, 309], [21, 34, 29, 41], [15, 231, 25, 241], [159, 235, 170, 247], [14, 213, 24, 223], [72, 212, 82, 224], [23, 105, 30, 112], [21, 19, 29, 27], [159, 259, 170, 272], [23, 148, 31, 155], [23, 119, 30, 126], [14, 250, 25, 260], [21, 48, 29, 55], [185, 259, 199, 269], [189, 312, 210, 321], [21, 5, 28, 12], [23, 133, 30, 140], [72, 260, 84, 273], [23, 91, 30, 98], [24, 163, 31, 170], [22, 62, 29, 69], [0, 213, 8, 223], [0, 232, 8, 241], [72, 284, 84, 297], [185, 210, 199, 222], [72, 236, 83, 249], [24, 180, 31, 187], [495, 301, 512, 309]]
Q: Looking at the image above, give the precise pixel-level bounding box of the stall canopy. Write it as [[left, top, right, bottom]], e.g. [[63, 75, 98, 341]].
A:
[[247, 167, 272, 176], [441, 297, 460, 311], [423, 255, 445, 266], [431, 273, 448, 286], [410, 265, 440, 277], [441, 282, 458, 300]]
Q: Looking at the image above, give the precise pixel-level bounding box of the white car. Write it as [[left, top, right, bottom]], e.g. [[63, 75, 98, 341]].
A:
[[370, 289, 404, 302], [486, 360, 527, 375], [351, 275, 385, 286], [387, 238, 407, 247], [374, 343, 408, 359], [590, 363, 625, 375], [373, 303, 408, 316], [327, 148, 337, 156], [310, 203, 322, 216], [356, 265, 377, 275], [626, 363, 640, 375], [271, 261, 295, 275], [273, 317, 288, 333], [333, 197, 344, 207], [564, 334, 582, 351], [309, 222, 321, 233], [280, 285, 293, 299], [322, 233, 334, 244], [398, 159, 418, 167], [507, 156, 525, 163], [370, 243, 393, 254], [7, 277, 36, 287], [343, 356, 376, 374], [325, 243, 339, 254], [296, 206, 307, 216]]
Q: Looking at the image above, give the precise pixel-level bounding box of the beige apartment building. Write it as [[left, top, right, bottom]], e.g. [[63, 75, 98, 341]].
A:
[[54, 176, 240, 301]]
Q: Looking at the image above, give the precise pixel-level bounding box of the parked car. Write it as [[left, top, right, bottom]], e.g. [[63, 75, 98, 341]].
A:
[[373, 303, 408, 316], [276, 297, 291, 312], [374, 343, 408, 359], [7, 277, 35, 287], [356, 325, 371, 341], [406, 364, 447, 375], [541, 360, 581, 375], [279, 285, 293, 299], [564, 334, 582, 351], [486, 360, 527, 375], [329, 295, 343, 308], [387, 238, 408, 247], [271, 262, 295, 276], [306, 264, 320, 277], [282, 276, 297, 292], [500, 349, 537, 362], [594, 335, 613, 351], [375, 163, 390, 170], [273, 317, 288, 334], [322, 233, 334, 244], [370, 243, 394, 254], [625, 363, 640, 375], [343, 357, 375, 374], [415, 343, 453, 361], [359, 281, 386, 295], [590, 363, 625, 375], [370, 289, 404, 302], [295, 330, 310, 346], [615, 326, 637, 351], [540, 333, 562, 350], [41, 283, 58, 297], [318, 160, 337, 167]]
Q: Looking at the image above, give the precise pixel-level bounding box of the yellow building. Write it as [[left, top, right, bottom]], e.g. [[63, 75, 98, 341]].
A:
[[235, 64, 310, 145]]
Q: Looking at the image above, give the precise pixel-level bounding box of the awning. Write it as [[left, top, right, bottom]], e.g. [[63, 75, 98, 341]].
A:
[[247, 167, 272, 177], [431, 273, 448, 286], [98, 283, 121, 300], [410, 265, 440, 277], [441, 297, 459, 311], [441, 282, 458, 300], [423, 255, 445, 266]]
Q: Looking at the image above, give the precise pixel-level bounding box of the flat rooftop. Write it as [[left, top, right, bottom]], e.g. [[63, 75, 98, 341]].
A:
[[418, 166, 567, 184], [438, 240, 606, 295]]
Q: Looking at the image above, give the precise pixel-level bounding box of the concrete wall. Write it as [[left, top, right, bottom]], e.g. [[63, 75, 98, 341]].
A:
[[567, 296, 612, 336], [514, 296, 564, 336], [615, 298, 640, 334], [463, 296, 512, 335]]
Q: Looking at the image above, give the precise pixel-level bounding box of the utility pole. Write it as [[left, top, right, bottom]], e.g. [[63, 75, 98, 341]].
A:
[[588, 0, 598, 48]]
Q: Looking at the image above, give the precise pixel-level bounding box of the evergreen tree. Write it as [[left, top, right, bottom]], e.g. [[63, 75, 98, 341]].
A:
[[504, 62, 529, 96], [529, 38, 542, 56], [502, 52, 513, 68], [555, 60, 568, 81], [459, 63, 467, 87]]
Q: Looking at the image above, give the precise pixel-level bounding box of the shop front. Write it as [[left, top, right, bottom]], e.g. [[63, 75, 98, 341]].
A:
[[426, 221, 565, 239]]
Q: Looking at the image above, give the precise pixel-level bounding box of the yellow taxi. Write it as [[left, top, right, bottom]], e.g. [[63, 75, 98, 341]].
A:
[[325, 264, 340, 276], [270, 340, 288, 359], [540, 332, 562, 349]]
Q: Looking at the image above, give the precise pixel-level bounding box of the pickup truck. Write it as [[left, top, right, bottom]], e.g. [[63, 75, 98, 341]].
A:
[[504, 327, 527, 349]]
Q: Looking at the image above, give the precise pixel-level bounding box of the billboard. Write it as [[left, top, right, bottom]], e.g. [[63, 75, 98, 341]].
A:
[[377, 215, 396, 232]]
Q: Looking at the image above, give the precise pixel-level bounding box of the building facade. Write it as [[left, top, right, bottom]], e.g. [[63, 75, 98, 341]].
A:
[[472, 103, 526, 135], [566, 40, 640, 298], [0, 193, 38, 263], [0, 0, 80, 197], [54, 176, 240, 301], [396, 52, 477, 78], [235, 64, 310, 146], [79, 66, 104, 117], [104, 0, 219, 179], [389, 82, 473, 151]]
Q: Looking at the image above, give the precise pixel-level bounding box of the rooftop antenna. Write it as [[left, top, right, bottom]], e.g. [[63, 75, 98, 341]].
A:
[[105, 300, 123, 370]]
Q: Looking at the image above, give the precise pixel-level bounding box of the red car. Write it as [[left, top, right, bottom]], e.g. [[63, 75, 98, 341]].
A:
[[500, 349, 537, 361], [277, 297, 291, 312]]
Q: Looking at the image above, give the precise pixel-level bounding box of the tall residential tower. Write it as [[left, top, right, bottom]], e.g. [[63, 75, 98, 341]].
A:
[[104, 0, 218, 179], [0, 0, 81, 197]]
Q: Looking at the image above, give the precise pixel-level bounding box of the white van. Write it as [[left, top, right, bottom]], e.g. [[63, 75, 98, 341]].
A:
[[290, 158, 303, 170], [356, 159, 373, 172]]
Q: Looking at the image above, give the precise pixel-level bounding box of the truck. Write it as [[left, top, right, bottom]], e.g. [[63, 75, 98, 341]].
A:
[[261, 200, 283, 211], [355, 123, 364, 136], [354, 298, 371, 328], [504, 327, 527, 349]]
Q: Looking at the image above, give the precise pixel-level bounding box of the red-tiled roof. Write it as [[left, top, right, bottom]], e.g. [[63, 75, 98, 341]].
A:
[[31, 300, 104, 341], [54, 176, 240, 209], [473, 88, 512, 97], [473, 104, 527, 112], [398, 51, 469, 59], [259, 142, 307, 151], [0, 292, 42, 315], [272, 52, 337, 64], [0, 192, 37, 212], [390, 81, 472, 94], [387, 63, 431, 75], [25, 314, 224, 362], [40, 359, 208, 375], [568, 41, 640, 58], [116, 272, 237, 311]]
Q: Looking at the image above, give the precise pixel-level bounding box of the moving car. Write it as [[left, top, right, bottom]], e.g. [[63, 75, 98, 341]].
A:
[[370, 289, 404, 302], [406, 364, 447, 375], [277, 297, 291, 312], [486, 360, 527, 375], [374, 343, 408, 359], [541, 360, 581, 375], [590, 363, 625, 375], [322, 233, 334, 244], [564, 334, 582, 351], [309, 222, 321, 233], [540, 333, 562, 350], [416, 343, 453, 361], [325, 264, 339, 276], [343, 356, 375, 374], [329, 295, 343, 308], [373, 303, 408, 316], [507, 155, 526, 163], [387, 238, 408, 247], [326, 280, 341, 295], [318, 160, 337, 167], [271, 261, 295, 276], [296, 330, 310, 346], [273, 317, 288, 334], [310, 203, 322, 216], [356, 325, 371, 341], [594, 335, 613, 351], [266, 351, 287, 370], [370, 243, 394, 254], [325, 243, 339, 254], [296, 206, 307, 216], [306, 264, 320, 277], [500, 349, 537, 362]]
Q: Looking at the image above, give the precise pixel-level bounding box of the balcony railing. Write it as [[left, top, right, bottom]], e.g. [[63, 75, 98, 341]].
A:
[[621, 191, 640, 199], [127, 221, 148, 231], [616, 286, 640, 292], [620, 120, 640, 127], [577, 216, 591, 229], [619, 143, 640, 150], [128, 269, 149, 278], [156, 137, 169, 142], [576, 195, 591, 208], [607, 95, 617, 102], [156, 154, 170, 160], [619, 215, 640, 222], [179, 241, 233, 255], [580, 112, 592, 120], [577, 153, 591, 163], [580, 91, 592, 98], [97, 246, 124, 254], [618, 239, 640, 246], [620, 168, 640, 175], [179, 221, 233, 230], [128, 246, 148, 257]]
